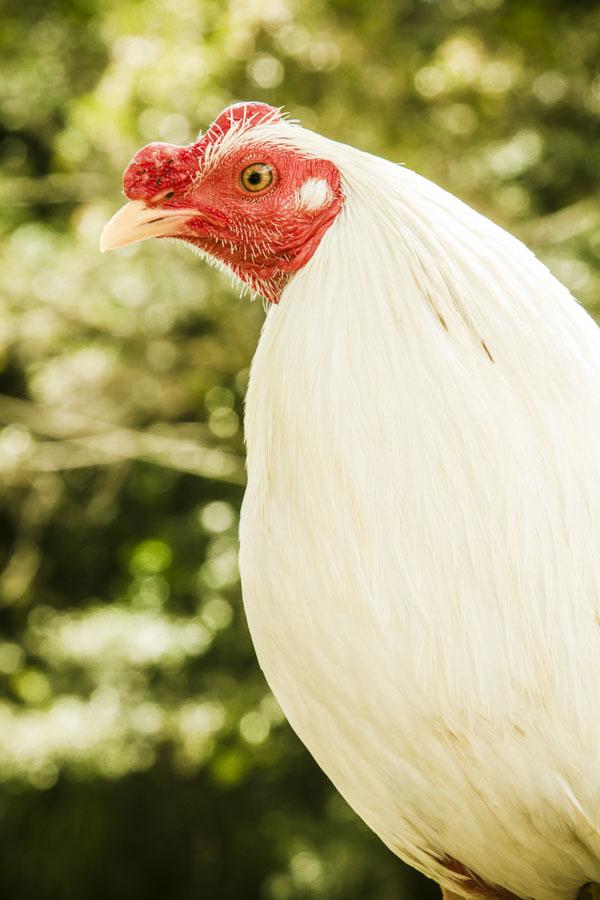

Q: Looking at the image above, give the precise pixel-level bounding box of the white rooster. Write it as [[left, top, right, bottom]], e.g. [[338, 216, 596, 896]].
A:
[[101, 102, 600, 900]]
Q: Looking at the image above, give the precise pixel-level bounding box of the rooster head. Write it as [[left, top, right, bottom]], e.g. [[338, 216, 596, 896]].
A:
[[100, 102, 344, 302]]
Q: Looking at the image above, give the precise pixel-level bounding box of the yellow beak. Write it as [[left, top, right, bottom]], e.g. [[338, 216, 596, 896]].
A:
[[100, 199, 198, 252]]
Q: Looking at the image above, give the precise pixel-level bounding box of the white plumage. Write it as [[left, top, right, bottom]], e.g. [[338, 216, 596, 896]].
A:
[[236, 120, 600, 898]]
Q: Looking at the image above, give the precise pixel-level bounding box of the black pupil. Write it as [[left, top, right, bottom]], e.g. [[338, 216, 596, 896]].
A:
[[248, 171, 262, 185]]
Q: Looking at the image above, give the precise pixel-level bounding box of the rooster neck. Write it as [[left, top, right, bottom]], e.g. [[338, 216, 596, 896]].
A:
[[244, 151, 600, 470], [242, 160, 600, 676]]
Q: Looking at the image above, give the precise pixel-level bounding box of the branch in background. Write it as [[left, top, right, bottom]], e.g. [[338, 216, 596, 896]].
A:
[[0, 394, 245, 485], [0, 173, 110, 207], [519, 193, 600, 245]]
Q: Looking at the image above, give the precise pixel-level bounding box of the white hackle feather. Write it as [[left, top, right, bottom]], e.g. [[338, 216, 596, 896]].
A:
[[225, 118, 600, 899]]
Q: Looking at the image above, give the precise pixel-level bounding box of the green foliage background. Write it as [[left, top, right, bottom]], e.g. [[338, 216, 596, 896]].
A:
[[0, 0, 599, 897]]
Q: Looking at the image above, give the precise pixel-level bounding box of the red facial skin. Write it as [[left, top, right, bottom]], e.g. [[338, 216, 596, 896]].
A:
[[122, 103, 344, 302]]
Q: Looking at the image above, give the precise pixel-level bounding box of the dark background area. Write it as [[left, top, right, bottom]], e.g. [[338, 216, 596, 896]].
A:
[[0, 0, 599, 897]]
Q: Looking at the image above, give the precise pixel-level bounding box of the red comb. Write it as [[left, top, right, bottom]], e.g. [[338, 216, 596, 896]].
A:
[[207, 102, 281, 140]]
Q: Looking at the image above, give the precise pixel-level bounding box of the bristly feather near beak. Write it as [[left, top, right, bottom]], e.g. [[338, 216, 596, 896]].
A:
[[100, 199, 198, 252]]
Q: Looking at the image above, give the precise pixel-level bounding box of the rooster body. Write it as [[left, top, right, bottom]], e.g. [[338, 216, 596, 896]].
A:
[[102, 104, 600, 899]]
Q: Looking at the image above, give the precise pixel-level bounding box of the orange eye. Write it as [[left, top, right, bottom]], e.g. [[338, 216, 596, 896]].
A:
[[240, 163, 273, 193]]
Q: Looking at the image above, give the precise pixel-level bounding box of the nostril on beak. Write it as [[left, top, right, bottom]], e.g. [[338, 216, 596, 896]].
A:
[[150, 189, 176, 205]]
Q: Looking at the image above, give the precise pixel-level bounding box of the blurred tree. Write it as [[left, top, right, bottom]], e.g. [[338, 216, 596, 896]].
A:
[[0, 0, 598, 897]]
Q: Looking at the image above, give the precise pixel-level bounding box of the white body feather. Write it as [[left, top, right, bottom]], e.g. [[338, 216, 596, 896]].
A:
[[236, 123, 600, 898]]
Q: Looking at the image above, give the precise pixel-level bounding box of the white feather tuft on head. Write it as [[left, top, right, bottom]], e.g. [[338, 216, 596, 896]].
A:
[[295, 177, 333, 211]]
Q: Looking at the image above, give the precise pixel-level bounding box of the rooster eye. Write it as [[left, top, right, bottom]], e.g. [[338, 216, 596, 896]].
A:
[[240, 163, 273, 193]]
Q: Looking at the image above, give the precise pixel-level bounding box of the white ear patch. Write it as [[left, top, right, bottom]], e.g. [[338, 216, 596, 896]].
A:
[[295, 178, 332, 211]]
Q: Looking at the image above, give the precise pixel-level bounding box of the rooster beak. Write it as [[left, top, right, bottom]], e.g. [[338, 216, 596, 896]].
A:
[[100, 199, 198, 252]]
